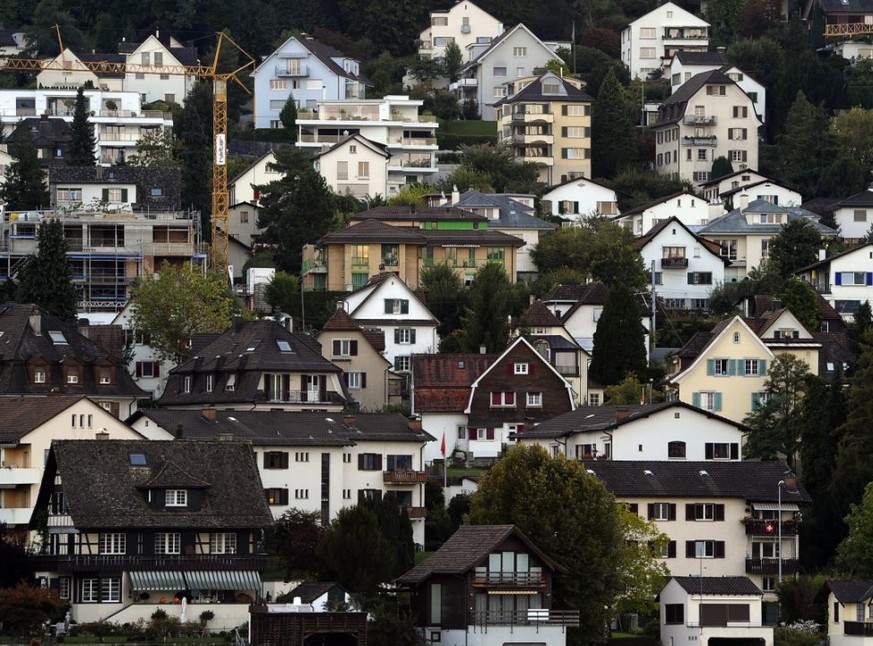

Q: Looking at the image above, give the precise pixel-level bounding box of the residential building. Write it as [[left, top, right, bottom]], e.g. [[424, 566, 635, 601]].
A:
[[700, 168, 772, 204], [36, 49, 126, 92], [0, 28, 28, 57], [128, 410, 434, 546], [119, 31, 199, 105], [660, 577, 774, 646], [418, 1, 504, 61], [697, 197, 837, 281], [613, 191, 717, 236], [49, 166, 181, 212], [252, 34, 367, 129], [830, 189, 873, 243], [582, 460, 810, 604], [712, 179, 801, 210], [158, 318, 347, 412], [296, 95, 438, 193], [0, 89, 174, 166], [0, 144, 12, 188], [821, 580, 873, 646], [796, 243, 873, 321], [5, 116, 71, 169], [307, 206, 525, 291], [495, 72, 593, 184], [513, 401, 747, 461], [31, 439, 273, 626], [805, 0, 873, 59], [653, 70, 761, 186], [451, 24, 560, 120], [0, 304, 147, 417], [282, 582, 352, 611], [227, 151, 277, 208], [666, 313, 821, 424], [316, 305, 402, 411], [541, 177, 620, 222], [633, 216, 730, 312], [313, 134, 390, 198], [0, 395, 142, 541], [341, 272, 440, 374], [250, 603, 367, 646], [412, 336, 576, 462], [621, 2, 710, 80], [395, 524, 579, 646], [111, 304, 173, 398]]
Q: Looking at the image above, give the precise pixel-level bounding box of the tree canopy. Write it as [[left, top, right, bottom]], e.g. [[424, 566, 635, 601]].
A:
[[1, 128, 50, 210], [67, 86, 96, 166], [589, 284, 647, 386], [768, 219, 825, 281], [458, 263, 512, 353], [591, 67, 636, 179], [129, 262, 235, 364], [836, 480, 873, 578], [16, 218, 78, 322]]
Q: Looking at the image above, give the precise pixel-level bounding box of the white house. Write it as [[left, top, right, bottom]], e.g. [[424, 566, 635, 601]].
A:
[[634, 216, 730, 312], [36, 49, 126, 92], [418, 1, 504, 61], [112, 304, 173, 399], [614, 191, 719, 236], [313, 134, 390, 198], [120, 32, 199, 105], [541, 177, 620, 222], [796, 243, 873, 321], [621, 2, 710, 80], [251, 34, 367, 129], [660, 577, 774, 646], [831, 189, 873, 243], [701, 171, 801, 208], [822, 580, 873, 646]]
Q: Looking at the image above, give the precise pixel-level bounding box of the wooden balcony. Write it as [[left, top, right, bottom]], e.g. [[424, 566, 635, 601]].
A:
[[745, 519, 799, 536], [745, 558, 798, 575], [824, 22, 873, 37], [472, 572, 546, 588], [472, 609, 580, 627], [383, 469, 428, 485], [405, 506, 427, 519], [30, 554, 267, 574]]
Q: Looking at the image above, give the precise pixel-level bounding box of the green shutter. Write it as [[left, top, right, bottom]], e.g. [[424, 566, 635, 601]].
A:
[[121, 188, 128, 202], [692, 392, 701, 407], [714, 392, 723, 411], [384, 300, 392, 314], [759, 359, 767, 376], [102, 188, 109, 202], [706, 360, 714, 376], [728, 359, 738, 376], [410, 329, 416, 343]]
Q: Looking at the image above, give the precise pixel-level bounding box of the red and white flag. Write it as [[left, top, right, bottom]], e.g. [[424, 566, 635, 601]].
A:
[[441, 432, 446, 458]]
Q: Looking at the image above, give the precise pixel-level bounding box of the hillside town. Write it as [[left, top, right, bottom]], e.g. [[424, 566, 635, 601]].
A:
[[2, 1, 873, 645]]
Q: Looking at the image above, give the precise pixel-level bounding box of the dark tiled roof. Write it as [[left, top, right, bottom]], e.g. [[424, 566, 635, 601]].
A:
[[672, 51, 728, 66], [520, 300, 563, 327], [825, 580, 873, 603], [350, 205, 488, 222], [0, 395, 88, 443], [795, 242, 873, 273], [297, 36, 365, 82], [131, 409, 435, 445], [698, 200, 837, 236], [671, 576, 762, 596], [633, 216, 724, 260], [320, 307, 361, 331], [46, 439, 274, 529], [422, 229, 526, 247], [819, 0, 873, 13], [319, 219, 427, 245], [495, 72, 593, 106], [396, 524, 564, 585], [617, 191, 688, 217], [412, 354, 493, 413], [580, 460, 812, 502], [544, 282, 609, 305], [450, 191, 555, 230], [657, 70, 734, 126]]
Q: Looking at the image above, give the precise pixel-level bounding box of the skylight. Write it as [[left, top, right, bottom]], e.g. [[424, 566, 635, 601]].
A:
[[48, 330, 68, 345], [276, 340, 293, 353], [246, 340, 261, 352], [129, 453, 147, 466]]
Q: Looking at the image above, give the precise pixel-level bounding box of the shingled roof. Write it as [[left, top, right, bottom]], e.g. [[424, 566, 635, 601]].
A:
[[657, 70, 735, 126], [824, 580, 873, 603], [396, 525, 564, 585], [0, 394, 89, 444], [671, 576, 762, 596], [519, 300, 563, 328], [412, 354, 494, 413], [495, 72, 594, 106], [633, 216, 725, 261], [40, 440, 274, 529], [350, 205, 487, 222]]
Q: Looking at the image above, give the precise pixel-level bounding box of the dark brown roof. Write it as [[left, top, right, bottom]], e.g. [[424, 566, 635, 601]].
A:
[[41, 440, 274, 529], [320, 307, 362, 331], [296, 36, 365, 83], [633, 216, 725, 261], [396, 525, 564, 585], [412, 354, 493, 413], [671, 576, 762, 596], [824, 580, 873, 603], [657, 70, 735, 126], [0, 395, 88, 443], [580, 461, 812, 502], [320, 219, 428, 245], [544, 282, 609, 304], [520, 300, 563, 328], [350, 205, 488, 222], [495, 72, 593, 106], [672, 51, 728, 66]]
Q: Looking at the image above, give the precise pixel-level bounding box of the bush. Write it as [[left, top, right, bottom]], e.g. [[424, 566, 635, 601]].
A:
[[775, 622, 823, 646], [151, 608, 168, 621]]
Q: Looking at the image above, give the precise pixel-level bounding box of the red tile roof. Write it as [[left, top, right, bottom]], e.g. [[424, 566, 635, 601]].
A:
[[412, 354, 493, 413]]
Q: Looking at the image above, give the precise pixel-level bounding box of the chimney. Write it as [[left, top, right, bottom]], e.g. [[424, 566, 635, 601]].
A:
[[615, 407, 630, 420], [480, 345, 487, 354], [95, 429, 110, 440], [739, 192, 749, 209], [343, 414, 356, 427], [408, 417, 422, 431], [29, 314, 41, 335], [451, 184, 460, 204], [716, 46, 726, 54], [202, 407, 216, 422], [818, 248, 826, 261]]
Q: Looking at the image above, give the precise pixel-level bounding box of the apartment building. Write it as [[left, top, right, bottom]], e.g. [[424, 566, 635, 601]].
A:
[[621, 2, 710, 80]]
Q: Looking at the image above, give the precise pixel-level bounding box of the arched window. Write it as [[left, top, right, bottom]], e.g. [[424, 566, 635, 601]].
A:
[[668, 441, 686, 458], [733, 332, 741, 343]]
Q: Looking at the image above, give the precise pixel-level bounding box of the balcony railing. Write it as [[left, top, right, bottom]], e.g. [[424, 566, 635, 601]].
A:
[[471, 609, 580, 627], [275, 64, 308, 77], [745, 558, 798, 575], [265, 391, 346, 405], [31, 554, 268, 573], [845, 621, 873, 636], [405, 506, 427, 519], [472, 572, 546, 588], [824, 22, 873, 37], [383, 469, 428, 484], [812, 282, 831, 294], [682, 135, 717, 146], [683, 115, 717, 126], [745, 519, 799, 536], [661, 257, 688, 268]]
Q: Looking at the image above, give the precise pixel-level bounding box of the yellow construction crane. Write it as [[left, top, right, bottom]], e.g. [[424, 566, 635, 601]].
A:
[[0, 29, 255, 272]]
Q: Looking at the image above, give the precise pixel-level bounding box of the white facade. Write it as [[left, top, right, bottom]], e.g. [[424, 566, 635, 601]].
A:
[[797, 243, 873, 322], [701, 169, 770, 203], [667, 59, 766, 124], [548, 293, 651, 354], [825, 586, 873, 646], [122, 35, 197, 105], [314, 135, 390, 198], [228, 151, 278, 206], [418, 1, 504, 60], [621, 2, 710, 80], [614, 192, 718, 236], [718, 182, 802, 210], [542, 178, 620, 221], [833, 191, 873, 241], [112, 305, 174, 398], [36, 49, 123, 92]]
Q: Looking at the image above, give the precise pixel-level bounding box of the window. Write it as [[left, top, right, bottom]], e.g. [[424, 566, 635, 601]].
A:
[[493, 86, 507, 98], [729, 128, 748, 140], [707, 85, 727, 96], [66, 367, 80, 384], [563, 105, 589, 116], [705, 442, 739, 460], [854, 209, 867, 222], [730, 150, 748, 163], [395, 328, 415, 344], [225, 374, 236, 392], [588, 393, 600, 406], [744, 359, 760, 376], [264, 488, 289, 505], [640, 27, 656, 38], [358, 453, 383, 470], [240, 211, 249, 223], [687, 540, 726, 558], [394, 355, 412, 371], [357, 161, 369, 179], [732, 106, 748, 118], [839, 272, 870, 286], [698, 149, 708, 161], [58, 577, 71, 600], [513, 47, 527, 57], [665, 604, 684, 624], [713, 359, 729, 376], [668, 441, 686, 458], [211, 532, 236, 554], [57, 188, 82, 202], [276, 340, 293, 353], [490, 391, 516, 407], [384, 299, 410, 315], [154, 532, 181, 554], [649, 502, 676, 521], [514, 362, 529, 375], [693, 171, 710, 182], [688, 272, 713, 285], [761, 239, 770, 259], [205, 374, 214, 392], [561, 147, 590, 159], [81, 578, 99, 603], [166, 489, 188, 507], [687, 503, 725, 521], [264, 451, 289, 469], [332, 339, 358, 357], [99, 533, 126, 555], [269, 79, 287, 90], [98, 367, 112, 385], [295, 489, 309, 499], [694, 391, 722, 412], [337, 161, 348, 180], [715, 239, 737, 260], [640, 47, 656, 59], [346, 371, 365, 389], [295, 451, 309, 462], [33, 366, 46, 384], [527, 392, 542, 407], [493, 66, 507, 76]]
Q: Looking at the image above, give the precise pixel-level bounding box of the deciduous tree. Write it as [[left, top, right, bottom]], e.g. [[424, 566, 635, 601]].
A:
[[0, 583, 65, 639], [130, 262, 235, 364], [128, 130, 177, 168], [836, 481, 873, 577], [768, 219, 824, 281], [589, 284, 647, 386], [16, 219, 78, 322], [449, 142, 540, 194], [273, 509, 325, 580], [777, 276, 820, 333], [420, 263, 466, 341], [67, 86, 96, 166], [443, 41, 463, 83]]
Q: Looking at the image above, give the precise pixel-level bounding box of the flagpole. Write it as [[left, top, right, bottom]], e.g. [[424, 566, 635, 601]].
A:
[[572, 21, 577, 76], [441, 432, 447, 490]]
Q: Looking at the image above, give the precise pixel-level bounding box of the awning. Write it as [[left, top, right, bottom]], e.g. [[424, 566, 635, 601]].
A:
[[129, 571, 186, 591], [752, 502, 800, 511], [185, 571, 262, 591]]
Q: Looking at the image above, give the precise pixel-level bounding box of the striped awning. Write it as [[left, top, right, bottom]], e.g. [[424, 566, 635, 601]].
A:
[[129, 571, 186, 591], [752, 502, 800, 511], [185, 571, 262, 591]]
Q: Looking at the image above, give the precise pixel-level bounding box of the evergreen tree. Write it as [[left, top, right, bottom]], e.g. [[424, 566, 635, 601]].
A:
[[1, 129, 49, 210], [836, 480, 873, 577], [16, 219, 78, 322], [279, 93, 298, 143], [459, 263, 511, 354], [175, 82, 213, 238], [711, 156, 734, 179], [768, 218, 823, 281], [779, 91, 832, 196], [589, 284, 647, 386], [67, 87, 96, 166], [777, 276, 820, 332], [443, 40, 463, 83], [847, 301, 873, 370], [420, 263, 466, 341], [591, 67, 636, 179], [255, 145, 336, 274]]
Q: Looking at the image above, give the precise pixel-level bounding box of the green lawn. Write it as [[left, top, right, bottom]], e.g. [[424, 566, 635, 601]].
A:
[[439, 120, 498, 136]]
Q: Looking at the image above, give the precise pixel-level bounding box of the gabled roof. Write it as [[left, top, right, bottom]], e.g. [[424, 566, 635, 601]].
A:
[[120, 33, 199, 66], [633, 216, 726, 262], [229, 150, 276, 186], [615, 191, 691, 217], [580, 460, 812, 502], [412, 353, 494, 413], [318, 308, 389, 360], [450, 190, 555, 230], [669, 576, 762, 596], [286, 581, 347, 604], [253, 34, 365, 83], [698, 200, 836, 236], [41, 439, 274, 529], [823, 580, 873, 603], [543, 175, 617, 194], [831, 188, 873, 209], [0, 394, 90, 443], [671, 51, 727, 66], [396, 524, 564, 585], [669, 316, 773, 383], [699, 168, 764, 188], [519, 300, 563, 327], [314, 133, 388, 159], [719, 180, 794, 200], [319, 219, 428, 245], [350, 205, 487, 222], [795, 242, 873, 273], [461, 23, 555, 69], [495, 71, 593, 106], [657, 70, 735, 126], [344, 272, 439, 326], [544, 282, 610, 304], [818, 0, 873, 13]]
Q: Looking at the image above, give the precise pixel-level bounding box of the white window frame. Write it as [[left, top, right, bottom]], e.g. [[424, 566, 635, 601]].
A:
[[700, 392, 717, 411], [397, 328, 413, 344], [210, 532, 237, 554], [81, 578, 99, 603], [155, 532, 181, 555], [653, 503, 671, 521], [527, 392, 543, 407], [99, 533, 126, 555], [744, 359, 760, 376], [347, 371, 364, 389], [514, 362, 529, 375], [695, 540, 716, 558], [165, 489, 188, 507], [101, 578, 121, 602]]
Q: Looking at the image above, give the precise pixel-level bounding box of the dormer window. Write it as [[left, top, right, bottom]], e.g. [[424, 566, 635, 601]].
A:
[[183, 376, 192, 393], [65, 367, 80, 384], [34, 366, 47, 384], [166, 489, 188, 507], [205, 374, 214, 392], [225, 374, 236, 392], [98, 366, 112, 385], [276, 340, 293, 352]]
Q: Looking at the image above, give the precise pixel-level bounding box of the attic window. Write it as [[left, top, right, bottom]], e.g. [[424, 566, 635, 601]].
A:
[[129, 453, 147, 466], [458, 360, 465, 369], [48, 331, 68, 345], [166, 489, 188, 507], [246, 340, 261, 352], [225, 374, 236, 391], [276, 340, 293, 352]]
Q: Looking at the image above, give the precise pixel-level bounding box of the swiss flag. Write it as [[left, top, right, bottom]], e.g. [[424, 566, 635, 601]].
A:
[[441, 432, 446, 458]]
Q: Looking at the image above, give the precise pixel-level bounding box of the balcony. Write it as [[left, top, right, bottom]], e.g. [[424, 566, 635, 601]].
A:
[[264, 391, 346, 405], [824, 22, 873, 37], [472, 609, 580, 628], [351, 257, 370, 268], [511, 133, 554, 146], [0, 508, 34, 526], [661, 256, 688, 268], [511, 111, 553, 124], [683, 115, 717, 126], [845, 622, 873, 636], [812, 282, 831, 294], [383, 469, 428, 484], [274, 64, 308, 77], [31, 554, 268, 574], [745, 519, 799, 536], [472, 572, 546, 588], [0, 466, 41, 485], [745, 558, 798, 575], [664, 28, 709, 40], [405, 506, 428, 519], [682, 135, 717, 146]]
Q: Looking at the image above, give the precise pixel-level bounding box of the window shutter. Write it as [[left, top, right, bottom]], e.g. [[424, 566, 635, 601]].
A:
[[486, 428, 495, 440], [361, 373, 367, 388], [350, 340, 358, 356], [529, 363, 535, 375], [728, 359, 738, 376], [706, 359, 715, 376], [394, 329, 400, 343], [375, 454, 383, 470], [410, 329, 416, 343], [647, 503, 655, 520], [751, 392, 760, 410], [135, 362, 142, 377], [835, 272, 842, 286], [401, 300, 409, 314], [730, 443, 739, 460], [714, 504, 725, 521], [154, 363, 160, 377], [867, 272, 873, 286], [507, 363, 514, 374], [714, 541, 726, 558], [628, 503, 638, 514], [759, 360, 767, 376], [692, 392, 701, 408], [121, 188, 128, 202], [668, 541, 677, 558], [343, 373, 349, 386], [358, 454, 364, 469], [102, 188, 109, 201], [333, 340, 341, 355], [686, 504, 695, 521], [668, 503, 676, 521], [705, 443, 714, 460], [714, 392, 723, 411], [385, 300, 392, 314], [685, 541, 695, 558]]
